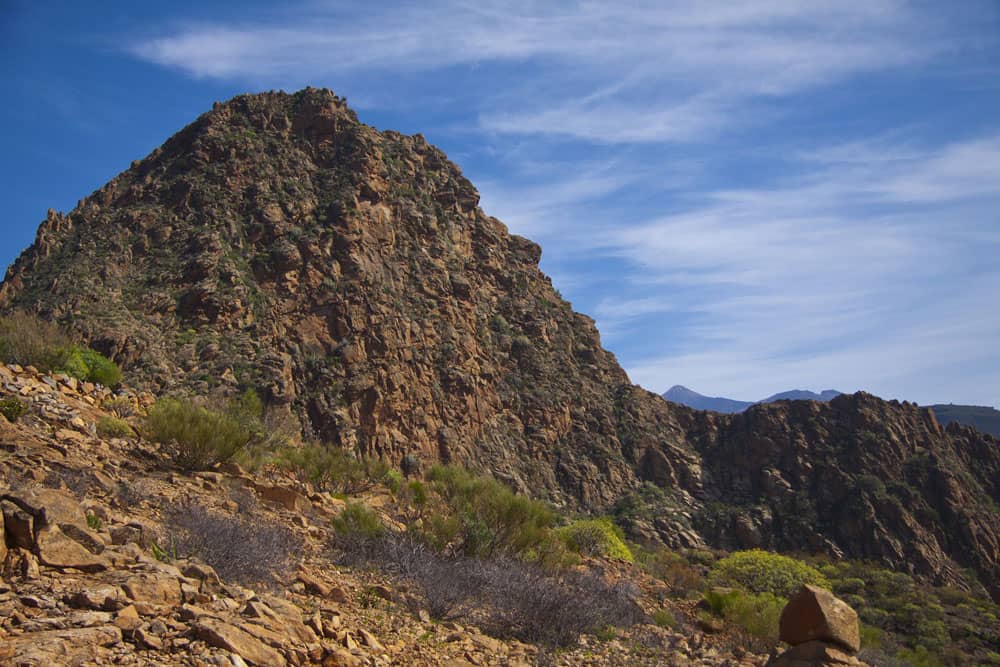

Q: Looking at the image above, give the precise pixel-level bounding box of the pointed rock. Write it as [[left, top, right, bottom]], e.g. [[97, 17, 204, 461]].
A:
[[779, 585, 861, 653]]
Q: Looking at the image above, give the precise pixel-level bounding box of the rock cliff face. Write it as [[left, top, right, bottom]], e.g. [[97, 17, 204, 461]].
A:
[[2, 89, 998, 600]]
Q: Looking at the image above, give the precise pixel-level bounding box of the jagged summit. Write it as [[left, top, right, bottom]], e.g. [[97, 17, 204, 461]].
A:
[[2, 89, 998, 600]]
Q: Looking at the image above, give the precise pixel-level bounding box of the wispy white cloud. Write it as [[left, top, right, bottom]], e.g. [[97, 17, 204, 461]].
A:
[[129, 1, 983, 142]]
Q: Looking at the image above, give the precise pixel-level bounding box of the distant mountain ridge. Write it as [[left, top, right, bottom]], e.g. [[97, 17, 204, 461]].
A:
[[662, 385, 842, 413]]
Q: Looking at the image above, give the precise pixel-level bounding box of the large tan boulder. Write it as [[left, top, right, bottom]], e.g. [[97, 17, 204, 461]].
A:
[[194, 617, 287, 666], [2, 487, 105, 554], [780, 585, 860, 653], [121, 571, 183, 607], [35, 525, 110, 572]]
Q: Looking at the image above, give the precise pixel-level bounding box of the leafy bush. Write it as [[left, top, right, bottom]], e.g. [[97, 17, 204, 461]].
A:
[[704, 589, 788, 646], [652, 608, 677, 629], [278, 442, 390, 495], [166, 501, 302, 586], [708, 549, 829, 597], [558, 518, 634, 562], [426, 464, 555, 559], [73, 348, 121, 386], [384, 469, 404, 495], [0, 397, 26, 423], [146, 397, 253, 470], [332, 502, 384, 541], [96, 415, 134, 439]]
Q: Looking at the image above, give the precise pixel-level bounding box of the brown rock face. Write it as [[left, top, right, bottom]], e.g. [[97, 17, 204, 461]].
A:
[[2, 89, 999, 600], [779, 585, 860, 653]]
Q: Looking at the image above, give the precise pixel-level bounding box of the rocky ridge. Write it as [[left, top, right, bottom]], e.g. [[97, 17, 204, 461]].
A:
[[1, 89, 998, 601]]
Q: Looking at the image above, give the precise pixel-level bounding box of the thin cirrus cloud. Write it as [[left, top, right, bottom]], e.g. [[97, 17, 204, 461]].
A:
[[125, 1, 1000, 406], [599, 135, 1000, 406]]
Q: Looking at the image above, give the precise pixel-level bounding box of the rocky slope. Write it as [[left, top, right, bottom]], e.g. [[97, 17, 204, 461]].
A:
[[2, 89, 998, 601], [0, 362, 768, 666]]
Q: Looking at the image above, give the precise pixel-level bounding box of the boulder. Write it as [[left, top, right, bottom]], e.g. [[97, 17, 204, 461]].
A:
[[121, 572, 182, 607], [779, 585, 861, 653], [35, 525, 110, 572], [194, 618, 287, 666], [2, 487, 104, 553], [7, 625, 122, 664]]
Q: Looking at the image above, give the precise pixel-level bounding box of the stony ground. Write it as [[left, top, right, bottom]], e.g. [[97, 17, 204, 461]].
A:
[[0, 363, 772, 666]]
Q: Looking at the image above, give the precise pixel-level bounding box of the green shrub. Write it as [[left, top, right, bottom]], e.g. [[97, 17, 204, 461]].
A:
[[426, 464, 555, 559], [85, 512, 103, 530], [896, 645, 943, 667], [75, 348, 121, 386], [48, 345, 122, 386], [708, 549, 829, 597], [558, 518, 634, 562], [97, 415, 135, 439], [384, 469, 404, 495], [278, 442, 390, 495], [0, 397, 26, 423], [652, 608, 677, 629], [703, 588, 785, 643], [407, 480, 428, 507], [333, 502, 384, 540], [146, 397, 252, 470]]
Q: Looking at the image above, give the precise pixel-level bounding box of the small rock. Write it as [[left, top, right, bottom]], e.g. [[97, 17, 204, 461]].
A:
[[115, 604, 143, 632], [135, 625, 164, 650], [298, 572, 331, 597]]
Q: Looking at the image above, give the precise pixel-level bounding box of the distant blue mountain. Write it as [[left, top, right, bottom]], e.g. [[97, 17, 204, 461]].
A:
[[761, 389, 843, 403], [662, 385, 842, 414], [661, 385, 753, 413]]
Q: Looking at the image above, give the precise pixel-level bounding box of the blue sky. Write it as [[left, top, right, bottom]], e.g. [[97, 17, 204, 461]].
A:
[[2, 1, 999, 407]]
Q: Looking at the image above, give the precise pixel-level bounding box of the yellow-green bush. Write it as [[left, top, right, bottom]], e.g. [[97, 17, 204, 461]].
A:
[[708, 549, 829, 597], [558, 518, 634, 562], [426, 464, 556, 559], [703, 588, 785, 643], [146, 397, 253, 470], [97, 415, 134, 439], [65, 347, 122, 386], [278, 442, 390, 495], [0, 397, 26, 423], [332, 502, 384, 539]]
